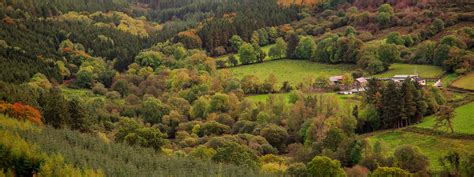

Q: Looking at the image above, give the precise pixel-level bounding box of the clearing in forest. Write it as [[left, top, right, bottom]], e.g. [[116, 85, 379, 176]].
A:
[[225, 59, 356, 85]]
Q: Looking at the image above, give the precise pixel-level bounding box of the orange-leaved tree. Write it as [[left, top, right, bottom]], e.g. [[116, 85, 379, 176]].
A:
[[1, 101, 43, 125]]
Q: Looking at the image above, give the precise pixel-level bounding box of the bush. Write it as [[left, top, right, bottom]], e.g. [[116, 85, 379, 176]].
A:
[[189, 145, 216, 160], [260, 124, 289, 152], [92, 83, 108, 95], [307, 156, 345, 177], [106, 91, 121, 99], [372, 167, 412, 177], [260, 154, 285, 164], [411, 40, 436, 64], [386, 32, 404, 46], [345, 165, 369, 177], [286, 163, 308, 177], [440, 35, 467, 49], [201, 121, 230, 136], [212, 142, 259, 169], [394, 145, 429, 173], [261, 163, 287, 174]]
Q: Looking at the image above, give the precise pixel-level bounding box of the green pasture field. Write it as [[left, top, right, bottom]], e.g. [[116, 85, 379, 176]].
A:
[[61, 87, 104, 99], [371, 63, 444, 79], [441, 73, 459, 87], [224, 59, 356, 86], [366, 130, 474, 171], [246, 92, 360, 106], [416, 101, 474, 135], [451, 72, 474, 90]]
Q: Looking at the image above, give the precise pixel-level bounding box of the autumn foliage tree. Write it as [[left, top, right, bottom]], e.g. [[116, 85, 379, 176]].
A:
[[0, 101, 43, 125]]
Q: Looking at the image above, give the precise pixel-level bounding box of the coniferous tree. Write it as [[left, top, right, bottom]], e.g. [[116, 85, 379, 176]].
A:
[[286, 32, 299, 58], [401, 80, 417, 126], [68, 98, 90, 132], [40, 88, 70, 128], [380, 81, 402, 129]]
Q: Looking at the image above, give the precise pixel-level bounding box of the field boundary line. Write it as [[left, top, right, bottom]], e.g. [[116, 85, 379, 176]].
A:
[[402, 127, 474, 140]]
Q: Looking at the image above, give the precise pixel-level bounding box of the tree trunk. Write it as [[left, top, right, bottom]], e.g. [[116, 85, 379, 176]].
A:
[[448, 120, 454, 133]]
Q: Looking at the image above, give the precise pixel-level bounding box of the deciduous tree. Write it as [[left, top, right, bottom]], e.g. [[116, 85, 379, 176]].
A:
[[434, 105, 455, 133], [307, 156, 345, 177]]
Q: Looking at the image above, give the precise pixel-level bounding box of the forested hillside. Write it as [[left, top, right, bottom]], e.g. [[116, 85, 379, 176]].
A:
[[1, 0, 473, 176]]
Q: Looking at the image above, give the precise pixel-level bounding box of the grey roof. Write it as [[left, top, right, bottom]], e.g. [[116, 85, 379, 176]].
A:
[[393, 75, 418, 78]]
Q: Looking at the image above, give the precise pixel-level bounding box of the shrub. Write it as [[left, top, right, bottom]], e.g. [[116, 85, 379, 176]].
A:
[[260, 124, 289, 151], [189, 145, 216, 160], [286, 163, 308, 177], [307, 156, 345, 177], [212, 142, 259, 169], [261, 163, 287, 174], [345, 165, 369, 177], [386, 32, 404, 45], [394, 145, 429, 173], [260, 154, 285, 164], [201, 121, 230, 136], [440, 35, 467, 49], [372, 167, 412, 177]]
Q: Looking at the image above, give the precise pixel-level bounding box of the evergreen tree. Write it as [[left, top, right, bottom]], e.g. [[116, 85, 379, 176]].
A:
[[401, 80, 417, 126], [68, 98, 90, 132], [40, 88, 70, 128], [286, 32, 299, 58], [364, 78, 382, 105], [380, 81, 402, 129]]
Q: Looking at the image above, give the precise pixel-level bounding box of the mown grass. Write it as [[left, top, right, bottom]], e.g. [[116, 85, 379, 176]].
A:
[[371, 63, 444, 78], [366, 130, 474, 171], [61, 87, 104, 99], [416, 101, 474, 135], [225, 59, 356, 86], [451, 72, 474, 90]]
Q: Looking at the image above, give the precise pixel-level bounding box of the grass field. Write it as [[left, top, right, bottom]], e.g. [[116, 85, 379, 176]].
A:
[[416, 101, 474, 134], [225, 59, 357, 85], [441, 73, 459, 87], [61, 87, 104, 99], [451, 72, 474, 90], [372, 63, 444, 78], [366, 130, 474, 171], [246, 92, 360, 105]]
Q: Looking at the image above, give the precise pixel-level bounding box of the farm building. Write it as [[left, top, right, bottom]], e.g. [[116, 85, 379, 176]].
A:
[[329, 75, 344, 85], [392, 75, 426, 86], [354, 77, 368, 89], [433, 79, 442, 87]]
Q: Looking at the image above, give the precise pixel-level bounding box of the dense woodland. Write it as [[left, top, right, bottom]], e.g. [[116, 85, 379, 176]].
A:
[[1, 0, 474, 177]]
